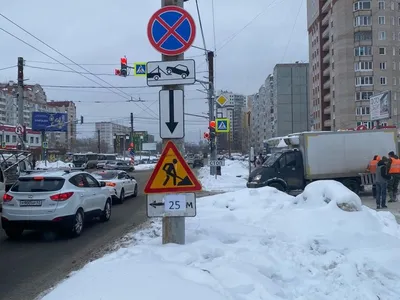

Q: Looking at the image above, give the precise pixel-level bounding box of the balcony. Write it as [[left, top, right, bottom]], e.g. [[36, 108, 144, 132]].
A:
[[322, 52, 331, 64], [323, 79, 331, 90], [322, 65, 330, 77], [321, 0, 331, 13], [324, 93, 331, 102], [321, 12, 330, 26], [322, 26, 330, 39], [324, 118, 332, 127], [322, 39, 330, 51], [324, 106, 331, 114]]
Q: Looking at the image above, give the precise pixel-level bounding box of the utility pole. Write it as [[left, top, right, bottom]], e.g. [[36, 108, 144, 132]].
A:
[[97, 130, 101, 153], [17, 57, 27, 148], [161, 0, 185, 245], [208, 51, 216, 175]]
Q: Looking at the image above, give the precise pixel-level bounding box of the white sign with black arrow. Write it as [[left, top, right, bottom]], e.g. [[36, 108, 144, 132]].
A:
[[159, 89, 184, 139], [147, 193, 197, 217]]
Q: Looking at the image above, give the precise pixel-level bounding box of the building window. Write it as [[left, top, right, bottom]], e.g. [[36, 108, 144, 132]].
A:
[[356, 91, 374, 101], [378, 16, 386, 24], [354, 31, 372, 41], [378, 1, 385, 10], [380, 62, 387, 69], [355, 76, 373, 86], [355, 46, 372, 56], [36, 137, 39, 144], [356, 107, 370, 115], [378, 31, 387, 40], [354, 1, 372, 11], [394, 77, 397, 85], [357, 121, 373, 129], [393, 61, 397, 70], [355, 61, 373, 71], [354, 15, 372, 26], [5, 135, 9, 143], [379, 47, 386, 55], [12, 135, 16, 143], [380, 77, 387, 85], [30, 137, 34, 144]]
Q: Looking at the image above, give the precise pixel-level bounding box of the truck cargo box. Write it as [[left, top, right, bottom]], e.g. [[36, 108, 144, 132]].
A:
[[299, 129, 398, 180]]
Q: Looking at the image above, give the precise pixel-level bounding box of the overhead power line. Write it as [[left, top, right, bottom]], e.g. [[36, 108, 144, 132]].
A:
[[0, 13, 159, 118], [0, 65, 17, 71]]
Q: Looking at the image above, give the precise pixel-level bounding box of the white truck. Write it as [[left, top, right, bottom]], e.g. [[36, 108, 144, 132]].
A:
[[247, 129, 398, 194]]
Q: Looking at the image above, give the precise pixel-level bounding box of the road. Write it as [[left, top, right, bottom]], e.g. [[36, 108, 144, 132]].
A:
[[0, 169, 153, 300]]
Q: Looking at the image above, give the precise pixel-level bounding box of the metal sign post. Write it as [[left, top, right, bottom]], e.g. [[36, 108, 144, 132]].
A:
[[147, 0, 197, 245]]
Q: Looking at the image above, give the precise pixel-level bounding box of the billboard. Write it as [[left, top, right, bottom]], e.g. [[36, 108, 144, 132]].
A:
[[370, 91, 391, 121], [142, 142, 157, 151], [32, 112, 68, 132]]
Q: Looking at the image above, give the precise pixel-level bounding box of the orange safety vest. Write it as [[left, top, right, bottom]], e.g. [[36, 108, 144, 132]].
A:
[[389, 157, 400, 174], [367, 159, 379, 173]]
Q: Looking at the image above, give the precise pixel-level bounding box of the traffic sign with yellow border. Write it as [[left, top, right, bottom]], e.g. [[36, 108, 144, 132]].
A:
[[215, 118, 230, 133], [216, 95, 228, 107], [134, 62, 147, 76], [144, 141, 202, 193]]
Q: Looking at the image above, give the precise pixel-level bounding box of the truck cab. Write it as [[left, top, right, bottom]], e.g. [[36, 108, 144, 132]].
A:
[[247, 149, 304, 192]]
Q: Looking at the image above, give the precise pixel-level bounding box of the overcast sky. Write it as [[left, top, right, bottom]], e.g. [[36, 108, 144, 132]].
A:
[[0, 0, 308, 143]]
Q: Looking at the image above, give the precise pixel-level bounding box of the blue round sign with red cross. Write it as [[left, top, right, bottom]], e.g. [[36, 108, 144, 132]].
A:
[[147, 6, 196, 56]]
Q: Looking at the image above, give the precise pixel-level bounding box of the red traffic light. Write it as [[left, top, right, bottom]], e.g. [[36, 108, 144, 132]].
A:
[[203, 132, 210, 139], [209, 120, 216, 128], [115, 69, 121, 76], [121, 57, 127, 65]]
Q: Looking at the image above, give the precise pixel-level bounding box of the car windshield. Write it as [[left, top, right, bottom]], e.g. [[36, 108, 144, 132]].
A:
[[10, 177, 65, 192], [73, 155, 86, 161], [262, 153, 281, 167], [92, 171, 117, 180]]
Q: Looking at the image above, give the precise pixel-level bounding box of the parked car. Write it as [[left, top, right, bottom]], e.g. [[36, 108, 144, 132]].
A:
[[96, 160, 109, 169], [104, 160, 134, 172], [92, 170, 138, 204], [1, 170, 112, 239]]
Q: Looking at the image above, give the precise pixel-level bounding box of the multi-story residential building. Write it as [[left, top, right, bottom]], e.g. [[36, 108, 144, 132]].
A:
[[0, 82, 76, 148], [307, 0, 400, 130], [273, 63, 309, 136], [95, 122, 131, 152]]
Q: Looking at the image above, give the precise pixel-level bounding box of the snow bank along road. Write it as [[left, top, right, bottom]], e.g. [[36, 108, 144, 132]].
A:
[[0, 169, 213, 300]]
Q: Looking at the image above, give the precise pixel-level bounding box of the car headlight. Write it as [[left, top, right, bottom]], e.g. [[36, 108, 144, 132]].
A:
[[253, 174, 262, 181]]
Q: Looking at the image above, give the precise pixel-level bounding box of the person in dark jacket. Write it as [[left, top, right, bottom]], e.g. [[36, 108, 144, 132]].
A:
[[387, 151, 400, 202], [375, 156, 391, 209]]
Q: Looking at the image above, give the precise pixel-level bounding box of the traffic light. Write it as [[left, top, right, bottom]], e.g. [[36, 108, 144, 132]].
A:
[[121, 57, 127, 77], [80, 116, 84, 124], [209, 120, 216, 139], [114, 69, 121, 76], [203, 132, 210, 139]]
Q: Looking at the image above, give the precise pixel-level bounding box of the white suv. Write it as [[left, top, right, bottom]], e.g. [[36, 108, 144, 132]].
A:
[[1, 170, 112, 239]]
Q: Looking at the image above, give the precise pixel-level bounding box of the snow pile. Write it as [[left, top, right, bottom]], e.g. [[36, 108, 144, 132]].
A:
[[35, 160, 74, 170], [198, 159, 249, 192], [134, 163, 156, 171], [41, 181, 400, 300]]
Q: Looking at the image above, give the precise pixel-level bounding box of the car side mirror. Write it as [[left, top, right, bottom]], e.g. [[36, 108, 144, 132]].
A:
[[100, 182, 106, 187]]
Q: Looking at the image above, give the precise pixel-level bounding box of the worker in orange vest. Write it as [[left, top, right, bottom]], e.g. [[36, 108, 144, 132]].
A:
[[367, 155, 381, 197], [387, 151, 400, 202]]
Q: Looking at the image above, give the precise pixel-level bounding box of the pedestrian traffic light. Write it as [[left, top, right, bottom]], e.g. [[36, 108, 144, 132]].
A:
[[203, 132, 210, 139], [121, 57, 127, 77], [114, 69, 121, 76]]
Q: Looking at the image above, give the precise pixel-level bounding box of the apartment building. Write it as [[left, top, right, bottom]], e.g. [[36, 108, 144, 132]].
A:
[[0, 82, 77, 148], [250, 63, 309, 153], [95, 122, 131, 151], [308, 0, 400, 130]]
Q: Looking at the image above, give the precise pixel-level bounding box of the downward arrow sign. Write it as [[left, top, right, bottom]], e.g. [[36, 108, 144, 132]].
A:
[[166, 90, 179, 133]]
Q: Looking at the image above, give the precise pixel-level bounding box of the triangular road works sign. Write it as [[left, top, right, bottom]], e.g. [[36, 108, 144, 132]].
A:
[[144, 141, 202, 194]]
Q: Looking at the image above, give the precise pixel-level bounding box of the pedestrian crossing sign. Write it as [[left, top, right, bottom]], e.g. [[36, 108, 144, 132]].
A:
[[134, 62, 147, 76], [215, 118, 230, 133], [144, 141, 202, 194]]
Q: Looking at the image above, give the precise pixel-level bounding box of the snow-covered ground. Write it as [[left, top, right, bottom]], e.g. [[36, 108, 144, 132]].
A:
[[35, 160, 74, 169], [198, 160, 250, 192], [134, 163, 156, 171], [41, 180, 400, 300]]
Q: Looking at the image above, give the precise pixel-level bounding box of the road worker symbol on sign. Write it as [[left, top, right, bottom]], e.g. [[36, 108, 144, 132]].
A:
[[144, 141, 202, 194]]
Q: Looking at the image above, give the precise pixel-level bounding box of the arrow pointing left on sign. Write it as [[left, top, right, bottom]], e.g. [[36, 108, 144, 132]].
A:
[[150, 201, 164, 209], [166, 90, 179, 133]]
